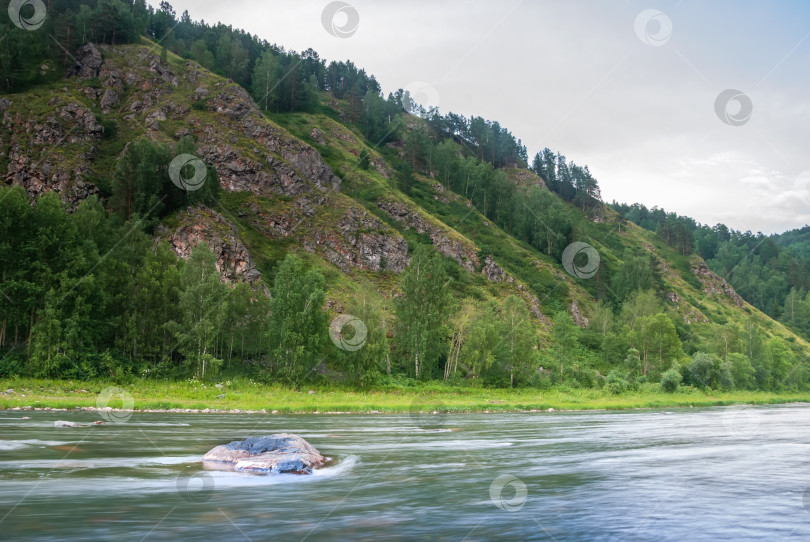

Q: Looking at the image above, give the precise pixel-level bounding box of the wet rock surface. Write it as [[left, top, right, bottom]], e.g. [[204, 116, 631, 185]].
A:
[[202, 434, 326, 474]]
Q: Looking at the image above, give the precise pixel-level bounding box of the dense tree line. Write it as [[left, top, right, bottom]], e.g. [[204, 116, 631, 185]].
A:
[[0, 183, 356, 382], [531, 149, 602, 212], [4, 178, 802, 392], [421, 110, 529, 169], [401, 132, 575, 262], [1, 0, 148, 91], [0, 184, 533, 387]]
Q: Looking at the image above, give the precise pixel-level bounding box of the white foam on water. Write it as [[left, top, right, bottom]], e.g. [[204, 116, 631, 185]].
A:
[[122, 422, 192, 427], [334, 440, 513, 451], [0, 454, 203, 470], [0, 439, 74, 451], [190, 457, 358, 490], [411, 462, 467, 470], [313, 455, 358, 478]]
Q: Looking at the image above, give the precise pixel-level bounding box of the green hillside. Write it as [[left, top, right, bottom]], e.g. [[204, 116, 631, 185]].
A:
[[1, 1, 808, 398]]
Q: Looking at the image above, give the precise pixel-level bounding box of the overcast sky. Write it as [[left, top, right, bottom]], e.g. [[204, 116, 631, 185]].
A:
[[167, 0, 810, 234]]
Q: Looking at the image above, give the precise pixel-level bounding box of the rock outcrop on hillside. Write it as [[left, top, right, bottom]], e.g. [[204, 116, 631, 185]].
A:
[[377, 200, 552, 324], [516, 284, 553, 327], [4, 42, 341, 214], [161, 206, 261, 283], [569, 301, 589, 328], [65, 43, 103, 78], [242, 194, 409, 274], [691, 261, 744, 307], [195, 82, 341, 197], [482, 256, 508, 282], [314, 207, 408, 273], [508, 168, 546, 190], [377, 198, 479, 272], [666, 291, 709, 324], [3, 95, 102, 207]]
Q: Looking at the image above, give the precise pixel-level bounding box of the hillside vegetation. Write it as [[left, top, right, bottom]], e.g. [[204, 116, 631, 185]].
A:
[[1, 0, 809, 398]]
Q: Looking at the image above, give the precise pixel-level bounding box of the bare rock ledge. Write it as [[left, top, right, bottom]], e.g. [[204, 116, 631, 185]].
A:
[[202, 433, 325, 474]]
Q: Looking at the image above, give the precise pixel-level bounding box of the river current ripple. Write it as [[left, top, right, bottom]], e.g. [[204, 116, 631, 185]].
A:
[[1, 404, 810, 540]]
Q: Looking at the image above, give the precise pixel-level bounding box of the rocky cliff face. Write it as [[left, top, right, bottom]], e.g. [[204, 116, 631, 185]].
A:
[[377, 198, 479, 272], [2, 42, 359, 284], [3, 42, 341, 215], [195, 81, 341, 197], [159, 206, 261, 284], [316, 207, 409, 273], [482, 256, 508, 282], [2, 98, 101, 207], [241, 193, 409, 274]]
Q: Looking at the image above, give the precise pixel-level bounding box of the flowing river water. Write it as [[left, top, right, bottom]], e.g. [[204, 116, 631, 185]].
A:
[[2, 404, 810, 541]]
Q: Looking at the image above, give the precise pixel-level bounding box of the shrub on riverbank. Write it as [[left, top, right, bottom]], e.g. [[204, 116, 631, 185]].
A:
[[661, 369, 682, 393]]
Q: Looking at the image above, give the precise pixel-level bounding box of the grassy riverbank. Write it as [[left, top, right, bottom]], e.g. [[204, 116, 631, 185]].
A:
[[1, 378, 809, 413]]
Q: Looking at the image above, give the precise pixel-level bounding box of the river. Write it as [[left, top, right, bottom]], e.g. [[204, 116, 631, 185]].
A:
[[1, 404, 809, 541]]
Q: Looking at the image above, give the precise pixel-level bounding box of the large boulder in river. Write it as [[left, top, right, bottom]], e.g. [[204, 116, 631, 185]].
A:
[[202, 433, 325, 474]]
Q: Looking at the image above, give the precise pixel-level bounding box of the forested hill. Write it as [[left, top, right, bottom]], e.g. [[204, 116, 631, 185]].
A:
[[610, 203, 810, 342], [1, 0, 809, 394]]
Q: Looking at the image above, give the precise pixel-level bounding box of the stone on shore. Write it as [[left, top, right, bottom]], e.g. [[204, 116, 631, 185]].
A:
[[202, 433, 325, 474]]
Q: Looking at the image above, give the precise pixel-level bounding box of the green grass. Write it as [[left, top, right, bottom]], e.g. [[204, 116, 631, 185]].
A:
[[1, 378, 808, 414]]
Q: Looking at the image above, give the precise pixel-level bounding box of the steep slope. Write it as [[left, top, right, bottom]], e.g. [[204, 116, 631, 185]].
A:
[[1, 41, 409, 282], [265, 102, 810, 365], [2, 38, 808, 386]]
